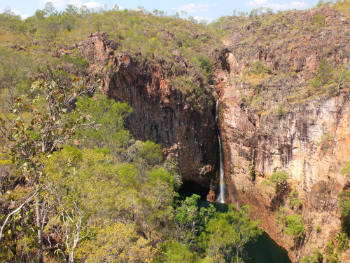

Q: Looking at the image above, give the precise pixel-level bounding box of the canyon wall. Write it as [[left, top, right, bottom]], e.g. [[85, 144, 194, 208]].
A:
[[77, 6, 350, 261], [215, 6, 350, 261], [78, 33, 218, 187]]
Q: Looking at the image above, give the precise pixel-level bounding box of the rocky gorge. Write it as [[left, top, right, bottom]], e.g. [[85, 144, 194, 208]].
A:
[[70, 5, 349, 262]]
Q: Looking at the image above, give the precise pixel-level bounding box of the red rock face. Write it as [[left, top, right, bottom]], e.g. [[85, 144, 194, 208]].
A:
[[79, 33, 218, 187], [215, 6, 350, 262]]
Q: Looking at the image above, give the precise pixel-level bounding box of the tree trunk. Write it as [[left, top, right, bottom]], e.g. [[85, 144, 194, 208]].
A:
[[35, 183, 43, 263], [68, 251, 74, 263]]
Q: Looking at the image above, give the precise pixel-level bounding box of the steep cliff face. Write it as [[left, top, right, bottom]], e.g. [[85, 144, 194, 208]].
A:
[[215, 6, 350, 261], [78, 33, 218, 187]]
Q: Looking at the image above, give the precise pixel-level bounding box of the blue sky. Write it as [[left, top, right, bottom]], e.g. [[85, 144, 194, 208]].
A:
[[0, 0, 319, 21]]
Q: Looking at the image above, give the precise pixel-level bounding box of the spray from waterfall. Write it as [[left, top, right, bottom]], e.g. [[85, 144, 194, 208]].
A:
[[216, 100, 225, 204]]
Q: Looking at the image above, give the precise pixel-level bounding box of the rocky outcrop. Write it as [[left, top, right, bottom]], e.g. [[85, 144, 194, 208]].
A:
[[215, 6, 350, 262], [78, 33, 218, 187]]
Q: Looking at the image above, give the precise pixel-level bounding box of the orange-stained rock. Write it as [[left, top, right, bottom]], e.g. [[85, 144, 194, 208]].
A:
[[215, 6, 350, 263], [206, 189, 216, 203]]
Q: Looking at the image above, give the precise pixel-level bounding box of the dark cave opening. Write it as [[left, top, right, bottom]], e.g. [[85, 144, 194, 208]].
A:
[[178, 180, 209, 201]]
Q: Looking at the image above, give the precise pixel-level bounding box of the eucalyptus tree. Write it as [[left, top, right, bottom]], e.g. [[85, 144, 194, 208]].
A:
[[0, 72, 93, 262]]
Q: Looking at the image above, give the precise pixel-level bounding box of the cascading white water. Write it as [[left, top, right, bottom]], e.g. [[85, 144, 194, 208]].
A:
[[216, 100, 225, 204]]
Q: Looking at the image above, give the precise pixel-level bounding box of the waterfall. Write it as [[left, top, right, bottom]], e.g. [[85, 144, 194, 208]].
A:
[[216, 100, 225, 204]]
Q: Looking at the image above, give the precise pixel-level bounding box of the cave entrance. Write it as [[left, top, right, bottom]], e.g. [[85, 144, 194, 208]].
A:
[[243, 231, 291, 263], [178, 180, 209, 201]]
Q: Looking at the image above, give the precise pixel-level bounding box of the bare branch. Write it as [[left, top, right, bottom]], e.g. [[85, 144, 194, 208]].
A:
[[0, 191, 37, 242]]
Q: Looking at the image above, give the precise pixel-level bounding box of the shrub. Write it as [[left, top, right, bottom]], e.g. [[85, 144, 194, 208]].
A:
[[270, 170, 288, 184], [247, 60, 271, 75], [301, 249, 323, 263], [313, 14, 325, 27], [285, 214, 304, 237], [325, 240, 335, 255], [324, 253, 339, 263], [318, 132, 333, 152], [289, 190, 302, 210], [276, 206, 286, 225], [276, 103, 286, 117], [341, 161, 350, 177], [316, 225, 322, 233], [249, 164, 256, 181], [311, 58, 334, 88], [338, 190, 350, 234], [339, 190, 350, 218], [138, 140, 163, 165], [335, 232, 349, 252]]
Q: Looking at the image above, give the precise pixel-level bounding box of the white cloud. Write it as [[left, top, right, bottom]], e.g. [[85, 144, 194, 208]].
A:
[[69, 0, 105, 9], [177, 3, 210, 14], [193, 16, 213, 23], [43, 0, 65, 8], [81, 1, 104, 9], [249, 0, 268, 6], [248, 0, 308, 11], [69, 0, 82, 6], [10, 9, 30, 19]]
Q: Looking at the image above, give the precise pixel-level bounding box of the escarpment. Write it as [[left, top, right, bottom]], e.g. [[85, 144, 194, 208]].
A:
[[215, 6, 350, 262], [78, 33, 218, 187]]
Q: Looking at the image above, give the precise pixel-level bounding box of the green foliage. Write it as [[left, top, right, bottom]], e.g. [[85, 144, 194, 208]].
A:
[[313, 14, 325, 27], [325, 240, 335, 255], [200, 205, 262, 263], [171, 74, 197, 94], [324, 253, 339, 263], [269, 170, 289, 191], [285, 214, 305, 238], [276, 206, 287, 226], [324, 236, 344, 263], [301, 249, 323, 263], [0, 74, 90, 262], [340, 161, 350, 177], [316, 225, 322, 233], [149, 167, 173, 186], [247, 60, 271, 75], [276, 103, 286, 117], [311, 58, 334, 88], [174, 194, 216, 246], [73, 94, 133, 152], [332, 0, 350, 19], [44, 146, 176, 261], [288, 190, 302, 210], [338, 190, 350, 217], [270, 171, 289, 184], [249, 164, 256, 181], [138, 140, 163, 165], [334, 232, 349, 252], [61, 52, 89, 69], [77, 222, 157, 263], [154, 240, 197, 263]]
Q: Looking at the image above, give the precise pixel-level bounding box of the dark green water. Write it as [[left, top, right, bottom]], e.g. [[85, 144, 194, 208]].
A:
[[211, 203, 291, 263], [243, 231, 291, 263]]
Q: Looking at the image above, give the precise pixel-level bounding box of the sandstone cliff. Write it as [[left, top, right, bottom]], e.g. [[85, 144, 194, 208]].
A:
[[215, 6, 350, 262], [78, 33, 218, 187]]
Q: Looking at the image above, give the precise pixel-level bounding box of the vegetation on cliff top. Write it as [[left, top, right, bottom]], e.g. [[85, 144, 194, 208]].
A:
[[217, 0, 350, 116], [0, 3, 222, 98]]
